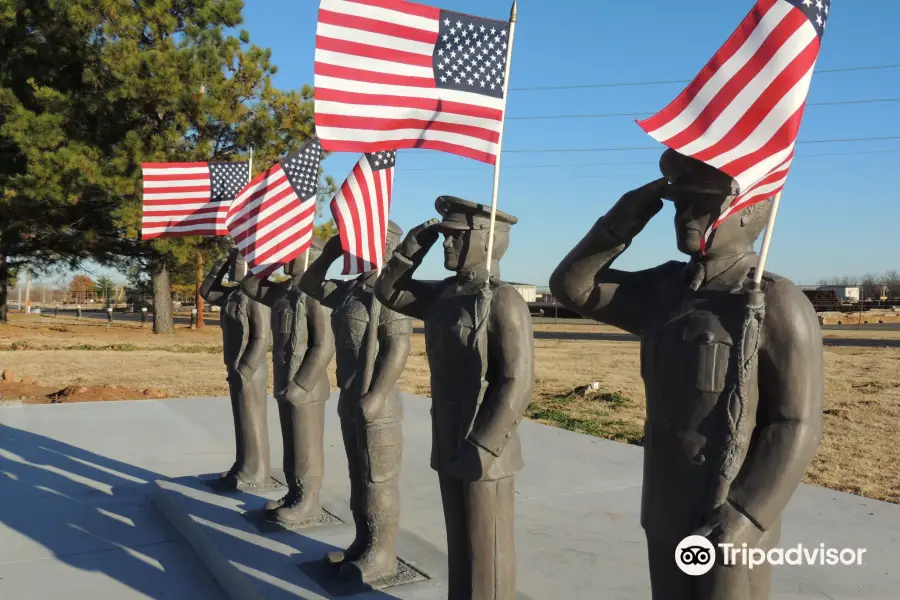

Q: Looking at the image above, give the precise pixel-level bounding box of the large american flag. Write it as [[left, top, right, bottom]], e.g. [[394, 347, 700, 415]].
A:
[[330, 151, 396, 275], [225, 140, 324, 277], [141, 162, 249, 239], [638, 0, 830, 246], [314, 0, 510, 165]]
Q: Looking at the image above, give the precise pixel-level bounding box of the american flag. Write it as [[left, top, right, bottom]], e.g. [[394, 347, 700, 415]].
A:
[[314, 0, 511, 165], [638, 0, 831, 246], [330, 151, 397, 275], [141, 162, 249, 239], [225, 140, 324, 277]]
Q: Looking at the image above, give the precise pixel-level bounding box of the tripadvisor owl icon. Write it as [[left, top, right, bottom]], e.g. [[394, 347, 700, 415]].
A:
[[675, 535, 716, 576]]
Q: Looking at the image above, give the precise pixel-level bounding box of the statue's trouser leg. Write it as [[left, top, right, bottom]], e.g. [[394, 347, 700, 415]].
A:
[[341, 397, 403, 583], [233, 365, 270, 485], [439, 475, 516, 600], [646, 520, 779, 600], [222, 369, 244, 478], [326, 391, 368, 565], [269, 385, 327, 523]]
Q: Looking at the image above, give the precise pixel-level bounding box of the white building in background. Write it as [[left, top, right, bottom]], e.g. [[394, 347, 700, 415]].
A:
[[819, 286, 861, 302], [508, 283, 537, 303]]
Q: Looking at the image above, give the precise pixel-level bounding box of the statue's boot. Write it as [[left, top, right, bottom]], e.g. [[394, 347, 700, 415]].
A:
[[326, 513, 368, 565], [268, 477, 322, 524], [339, 520, 399, 583]]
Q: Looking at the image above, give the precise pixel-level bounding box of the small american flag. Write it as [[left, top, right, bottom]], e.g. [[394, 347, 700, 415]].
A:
[[330, 151, 397, 275], [225, 140, 324, 277], [638, 0, 831, 247], [141, 161, 249, 239], [314, 0, 511, 165]]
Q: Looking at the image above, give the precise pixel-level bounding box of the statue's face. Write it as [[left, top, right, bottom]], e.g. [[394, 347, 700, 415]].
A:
[[442, 228, 486, 271], [672, 195, 726, 255]]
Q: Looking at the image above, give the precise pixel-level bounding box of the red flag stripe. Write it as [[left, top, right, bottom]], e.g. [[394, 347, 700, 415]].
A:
[[314, 88, 503, 121], [342, 0, 441, 20], [315, 61, 436, 89], [315, 35, 433, 68], [315, 113, 500, 143], [318, 8, 438, 44]]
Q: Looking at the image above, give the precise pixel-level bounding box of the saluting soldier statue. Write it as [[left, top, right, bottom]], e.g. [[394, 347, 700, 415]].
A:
[[199, 249, 272, 490], [299, 222, 411, 584], [242, 238, 336, 526], [550, 150, 824, 600], [376, 197, 535, 600]]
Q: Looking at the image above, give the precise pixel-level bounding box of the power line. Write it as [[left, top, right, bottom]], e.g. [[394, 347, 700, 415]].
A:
[[507, 97, 900, 121], [402, 148, 900, 173], [502, 135, 900, 155], [510, 63, 900, 92]]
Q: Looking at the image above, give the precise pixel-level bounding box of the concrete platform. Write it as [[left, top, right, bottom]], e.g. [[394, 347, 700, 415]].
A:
[[1, 395, 899, 599]]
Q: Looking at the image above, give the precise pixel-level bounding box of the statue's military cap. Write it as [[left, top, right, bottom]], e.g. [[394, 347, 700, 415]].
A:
[[387, 220, 403, 238], [434, 196, 518, 232], [660, 148, 739, 198]]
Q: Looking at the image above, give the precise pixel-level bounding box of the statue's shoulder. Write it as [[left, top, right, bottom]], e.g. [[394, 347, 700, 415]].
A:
[[755, 271, 819, 338]]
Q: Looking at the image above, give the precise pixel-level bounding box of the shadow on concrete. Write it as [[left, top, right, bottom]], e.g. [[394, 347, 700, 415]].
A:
[[0, 422, 399, 599]]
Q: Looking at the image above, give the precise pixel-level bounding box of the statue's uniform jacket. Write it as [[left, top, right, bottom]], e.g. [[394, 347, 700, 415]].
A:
[[424, 279, 524, 480], [271, 288, 329, 405], [222, 289, 271, 373]]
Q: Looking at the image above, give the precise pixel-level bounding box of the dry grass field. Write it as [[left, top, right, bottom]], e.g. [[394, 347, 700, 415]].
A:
[[1, 313, 897, 504]]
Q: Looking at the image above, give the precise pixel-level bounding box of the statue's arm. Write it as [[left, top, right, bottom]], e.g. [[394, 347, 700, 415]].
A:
[[374, 254, 439, 321], [199, 259, 230, 305], [291, 299, 335, 391], [549, 179, 668, 335], [366, 313, 412, 398], [298, 236, 350, 309], [468, 287, 536, 457], [375, 220, 441, 321], [727, 281, 825, 532], [241, 275, 289, 308], [238, 301, 270, 373]]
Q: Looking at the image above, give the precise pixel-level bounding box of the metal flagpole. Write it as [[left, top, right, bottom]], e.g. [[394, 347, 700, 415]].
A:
[[483, 0, 518, 273], [752, 191, 782, 287], [248, 147, 254, 182]]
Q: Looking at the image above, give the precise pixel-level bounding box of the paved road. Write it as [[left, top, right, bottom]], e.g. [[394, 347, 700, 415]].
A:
[[32, 310, 900, 348]]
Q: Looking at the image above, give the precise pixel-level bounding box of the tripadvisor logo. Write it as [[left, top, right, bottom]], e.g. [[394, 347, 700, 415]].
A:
[[675, 536, 867, 575]]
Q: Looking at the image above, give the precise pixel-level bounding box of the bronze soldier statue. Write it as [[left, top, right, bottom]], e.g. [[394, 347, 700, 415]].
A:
[[376, 197, 535, 600], [550, 150, 825, 600], [299, 222, 411, 584], [242, 238, 336, 526], [199, 249, 273, 490]]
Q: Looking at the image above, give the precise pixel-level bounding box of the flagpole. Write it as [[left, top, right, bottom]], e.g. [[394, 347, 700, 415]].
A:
[[753, 192, 782, 287], [484, 0, 517, 273], [248, 147, 254, 182]]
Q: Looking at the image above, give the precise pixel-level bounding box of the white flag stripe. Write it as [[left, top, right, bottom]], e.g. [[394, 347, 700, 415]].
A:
[[254, 230, 314, 275], [141, 166, 210, 177], [332, 193, 360, 270], [142, 202, 230, 213], [346, 166, 373, 267], [315, 75, 506, 111], [316, 23, 434, 57], [229, 170, 289, 214], [727, 137, 798, 191], [226, 176, 293, 231], [142, 191, 215, 201], [315, 125, 497, 154], [242, 206, 315, 263], [376, 170, 390, 267], [230, 188, 300, 241], [314, 100, 503, 132], [142, 178, 210, 189], [676, 28, 816, 158], [315, 48, 434, 79], [142, 212, 228, 224], [645, 1, 794, 141], [319, 0, 438, 33]]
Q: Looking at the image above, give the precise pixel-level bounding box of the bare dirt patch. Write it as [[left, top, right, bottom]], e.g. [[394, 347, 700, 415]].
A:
[[0, 376, 166, 405], [1, 313, 898, 504]]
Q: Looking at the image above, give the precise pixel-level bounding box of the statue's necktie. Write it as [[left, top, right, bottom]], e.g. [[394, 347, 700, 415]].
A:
[[688, 262, 707, 292]]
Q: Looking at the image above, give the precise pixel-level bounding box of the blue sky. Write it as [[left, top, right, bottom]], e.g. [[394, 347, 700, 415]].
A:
[[79, 0, 900, 287]]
